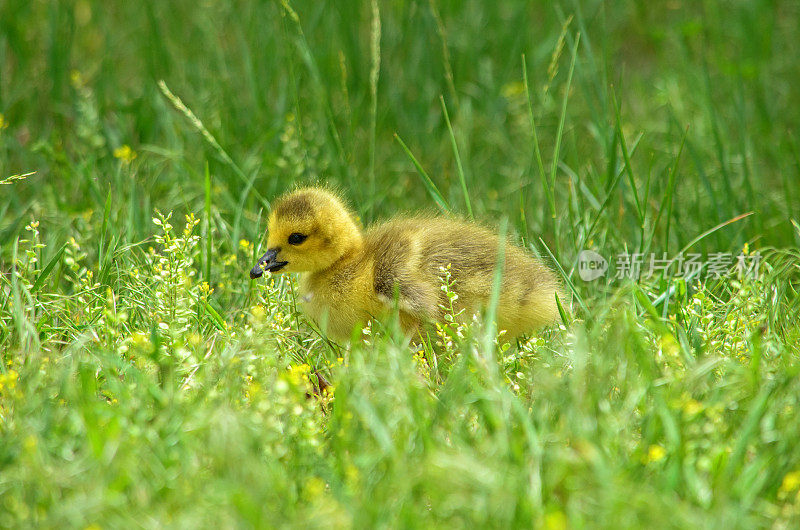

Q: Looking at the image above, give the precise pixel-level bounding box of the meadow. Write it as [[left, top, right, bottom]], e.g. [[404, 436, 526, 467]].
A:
[[1, 0, 800, 527]]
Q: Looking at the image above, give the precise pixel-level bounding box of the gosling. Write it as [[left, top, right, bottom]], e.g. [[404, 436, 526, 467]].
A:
[[249, 187, 564, 341]]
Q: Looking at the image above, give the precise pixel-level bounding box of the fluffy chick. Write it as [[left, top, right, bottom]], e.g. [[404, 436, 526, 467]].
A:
[[250, 187, 564, 341]]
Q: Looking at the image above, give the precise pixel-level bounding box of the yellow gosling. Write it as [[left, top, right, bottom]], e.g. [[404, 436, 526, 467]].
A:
[[250, 187, 565, 341]]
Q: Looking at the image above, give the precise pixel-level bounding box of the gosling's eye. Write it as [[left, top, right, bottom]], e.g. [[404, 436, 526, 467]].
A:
[[287, 233, 308, 245]]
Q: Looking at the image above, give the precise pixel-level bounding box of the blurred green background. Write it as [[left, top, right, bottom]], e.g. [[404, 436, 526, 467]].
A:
[[2, 0, 798, 260]]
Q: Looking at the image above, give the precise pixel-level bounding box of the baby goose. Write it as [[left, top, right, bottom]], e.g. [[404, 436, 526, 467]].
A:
[[250, 187, 564, 341]]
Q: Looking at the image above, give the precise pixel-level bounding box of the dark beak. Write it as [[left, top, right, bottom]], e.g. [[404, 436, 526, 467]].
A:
[[249, 248, 288, 279]]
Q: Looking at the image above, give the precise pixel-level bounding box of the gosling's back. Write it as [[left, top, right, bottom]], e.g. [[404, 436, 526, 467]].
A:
[[364, 217, 564, 337]]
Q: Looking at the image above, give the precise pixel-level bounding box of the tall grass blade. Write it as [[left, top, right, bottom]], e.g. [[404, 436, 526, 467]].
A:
[[674, 211, 754, 259], [428, 0, 458, 105], [204, 161, 212, 285], [440, 95, 472, 219], [538, 237, 588, 316], [278, 0, 348, 175], [157, 80, 267, 206], [611, 86, 644, 226], [31, 243, 66, 294], [368, 0, 381, 202], [646, 125, 689, 256], [549, 33, 581, 252], [394, 133, 450, 213], [99, 190, 111, 266], [0, 171, 35, 186], [483, 219, 507, 355], [522, 55, 551, 223]]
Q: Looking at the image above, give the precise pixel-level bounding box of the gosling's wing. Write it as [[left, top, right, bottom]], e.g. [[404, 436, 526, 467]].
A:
[[415, 220, 501, 298], [367, 222, 439, 318]]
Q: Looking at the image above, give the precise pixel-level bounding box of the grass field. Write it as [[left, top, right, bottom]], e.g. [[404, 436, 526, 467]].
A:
[[2, 0, 800, 527]]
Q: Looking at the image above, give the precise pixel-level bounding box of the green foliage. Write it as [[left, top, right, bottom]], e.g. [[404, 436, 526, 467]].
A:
[[1, 0, 800, 527]]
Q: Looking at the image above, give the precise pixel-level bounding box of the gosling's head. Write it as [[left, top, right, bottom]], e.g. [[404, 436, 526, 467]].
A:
[[250, 187, 362, 279]]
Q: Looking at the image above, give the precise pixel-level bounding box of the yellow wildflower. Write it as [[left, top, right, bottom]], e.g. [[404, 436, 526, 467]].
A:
[[113, 144, 137, 164], [246, 381, 261, 401], [304, 477, 326, 498], [24, 434, 37, 452], [287, 363, 311, 387], [0, 369, 19, 391], [250, 305, 266, 320], [70, 70, 84, 88], [543, 511, 567, 530], [683, 399, 703, 417], [780, 471, 800, 495], [501, 81, 525, 99], [646, 444, 667, 463]]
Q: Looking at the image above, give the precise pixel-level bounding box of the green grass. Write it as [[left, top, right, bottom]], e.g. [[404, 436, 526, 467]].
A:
[[2, 0, 800, 527]]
